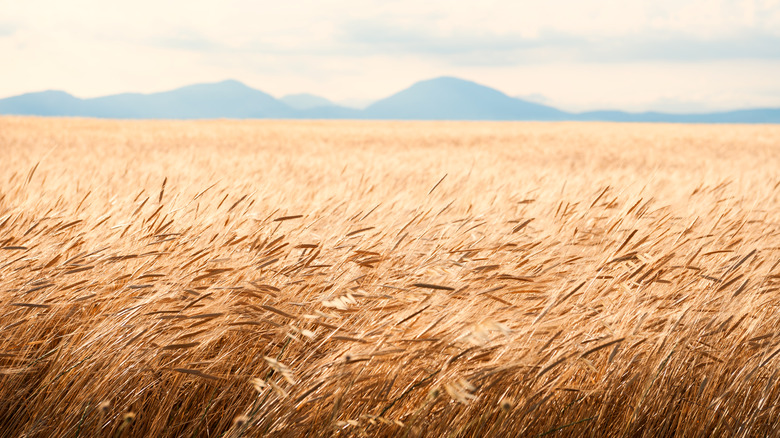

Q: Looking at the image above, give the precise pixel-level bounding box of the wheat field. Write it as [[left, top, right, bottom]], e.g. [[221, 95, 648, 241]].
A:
[[1, 116, 780, 437]]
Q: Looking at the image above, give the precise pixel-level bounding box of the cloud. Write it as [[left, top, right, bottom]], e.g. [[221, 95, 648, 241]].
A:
[[586, 31, 780, 62], [336, 21, 578, 64], [336, 19, 780, 65], [0, 22, 19, 37], [66, 1, 780, 67]]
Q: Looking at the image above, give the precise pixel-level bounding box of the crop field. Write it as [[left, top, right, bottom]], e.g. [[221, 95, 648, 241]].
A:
[[1, 116, 780, 437]]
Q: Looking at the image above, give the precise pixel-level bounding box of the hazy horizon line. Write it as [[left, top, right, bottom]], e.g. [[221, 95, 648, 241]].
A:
[[5, 75, 779, 115]]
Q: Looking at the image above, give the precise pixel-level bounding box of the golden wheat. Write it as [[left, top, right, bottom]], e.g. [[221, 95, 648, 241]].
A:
[[1, 116, 780, 437]]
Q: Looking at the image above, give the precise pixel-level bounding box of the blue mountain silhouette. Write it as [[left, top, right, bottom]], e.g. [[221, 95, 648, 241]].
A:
[[1, 77, 778, 123], [364, 77, 567, 121]]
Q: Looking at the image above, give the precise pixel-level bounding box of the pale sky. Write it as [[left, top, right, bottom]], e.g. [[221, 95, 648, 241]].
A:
[[2, 0, 780, 112]]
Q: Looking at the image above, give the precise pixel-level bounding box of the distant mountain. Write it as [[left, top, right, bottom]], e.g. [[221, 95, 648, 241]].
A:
[[0, 80, 295, 119], [280, 93, 336, 110], [0, 90, 86, 116], [578, 108, 780, 124], [364, 77, 568, 121], [88, 80, 294, 119], [1, 77, 778, 123]]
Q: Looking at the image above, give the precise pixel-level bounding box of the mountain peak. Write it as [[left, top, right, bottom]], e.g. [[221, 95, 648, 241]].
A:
[[214, 79, 249, 88], [409, 76, 489, 91], [420, 76, 479, 84], [33, 89, 76, 97], [186, 79, 252, 91], [364, 76, 565, 121]]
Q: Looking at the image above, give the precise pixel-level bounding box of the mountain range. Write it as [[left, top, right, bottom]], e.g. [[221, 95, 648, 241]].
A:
[[1, 77, 778, 123]]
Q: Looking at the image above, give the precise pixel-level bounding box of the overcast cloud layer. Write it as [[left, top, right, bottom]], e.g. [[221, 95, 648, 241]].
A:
[[2, 0, 780, 112]]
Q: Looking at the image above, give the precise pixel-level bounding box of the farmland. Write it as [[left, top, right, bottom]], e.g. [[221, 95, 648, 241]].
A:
[[1, 117, 780, 437]]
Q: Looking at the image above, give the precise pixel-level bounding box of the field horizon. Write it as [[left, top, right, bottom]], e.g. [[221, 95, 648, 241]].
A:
[[2, 117, 780, 437]]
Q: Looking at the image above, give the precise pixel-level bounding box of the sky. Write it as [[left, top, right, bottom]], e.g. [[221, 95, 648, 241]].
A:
[[2, 0, 780, 112]]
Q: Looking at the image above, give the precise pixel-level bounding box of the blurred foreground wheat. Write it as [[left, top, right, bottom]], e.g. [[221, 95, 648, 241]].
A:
[[1, 117, 780, 437]]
